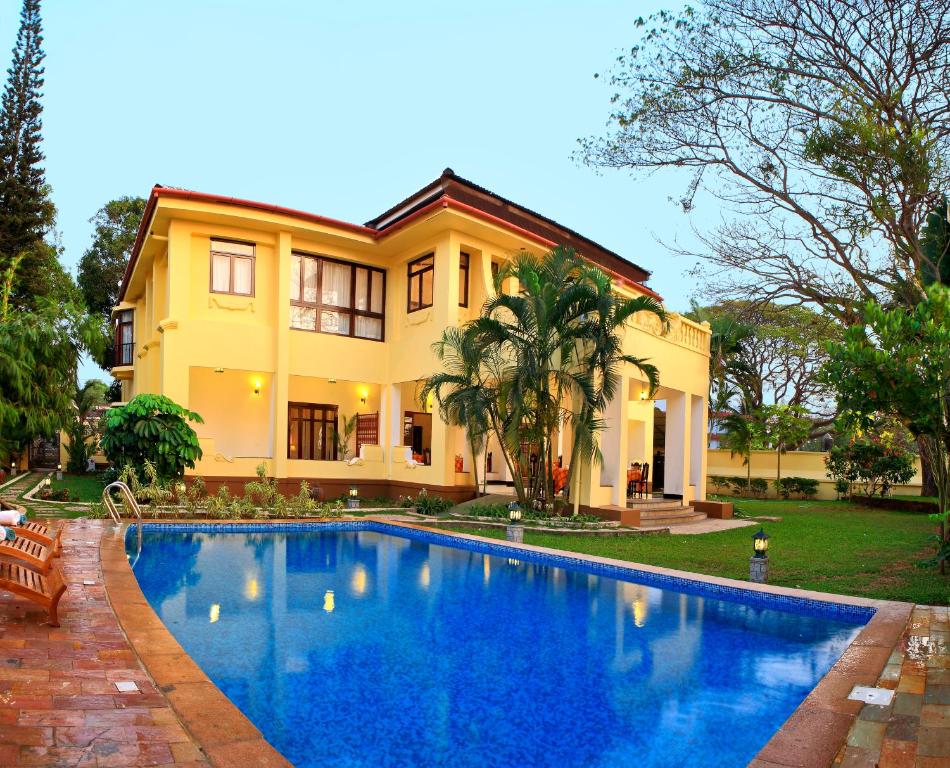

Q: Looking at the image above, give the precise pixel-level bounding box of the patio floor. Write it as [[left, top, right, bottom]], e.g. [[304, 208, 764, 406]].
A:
[[0, 519, 211, 767], [834, 604, 950, 767]]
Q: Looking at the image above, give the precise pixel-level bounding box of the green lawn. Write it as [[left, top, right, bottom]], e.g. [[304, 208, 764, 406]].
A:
[[50, 473, 104, 502], [440, 499, 947, 606]]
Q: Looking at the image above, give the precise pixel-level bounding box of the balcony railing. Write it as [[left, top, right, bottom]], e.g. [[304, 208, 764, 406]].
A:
[[112, 342, 135, 367]]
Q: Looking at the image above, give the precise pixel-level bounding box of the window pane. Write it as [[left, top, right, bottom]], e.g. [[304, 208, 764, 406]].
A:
[[303, 258, 318, 302], [212, 240, 253, 257], [371, 271, 384, 313], [355, 268, 369, 310], [410, 255, 434, 274], [322, 261, 351, 307], [421, 270, 434, 306], [301, 419, 311, 460], [320, 309, 350, 336], [291, 306, 316, 330], [119, 322, 133, 345], [355, 316, 382, 340], [211, 253, 231, 292], [233, 256, 253, 295], [325, 423, 336, 460], [290, 256, 301, 302], [459, 263, 467, 306]]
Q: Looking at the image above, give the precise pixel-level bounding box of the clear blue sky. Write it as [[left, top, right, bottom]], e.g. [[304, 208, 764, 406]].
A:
[[2, 0, 709, 381]]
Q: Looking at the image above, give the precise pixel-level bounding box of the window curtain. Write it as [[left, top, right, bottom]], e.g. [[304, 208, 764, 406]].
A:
[[322, 261, 351, 307], [233, 256, 253, 294], [212, 253, 231, 292]]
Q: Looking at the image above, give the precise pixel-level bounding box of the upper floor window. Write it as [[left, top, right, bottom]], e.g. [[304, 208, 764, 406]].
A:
[[211, 239, 254, 296], [290, 253, 385, 341], [459, 252, 470, 307], [408, 254, 434, 312], [114, 309, 134, 366]]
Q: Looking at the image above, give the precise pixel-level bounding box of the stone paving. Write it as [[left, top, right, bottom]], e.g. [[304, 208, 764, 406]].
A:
[[835, 605, 950, 767], [0, 519, 211, 767]]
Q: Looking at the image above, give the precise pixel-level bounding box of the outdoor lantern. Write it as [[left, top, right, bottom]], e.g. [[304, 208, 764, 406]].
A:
[[749, 529, 770, 584], [56, 463, 62, 481], [347, 486, 360, 510], [506, 501, 524, 543], [10, 461, 15, 477], [752, 528, 770, 558]]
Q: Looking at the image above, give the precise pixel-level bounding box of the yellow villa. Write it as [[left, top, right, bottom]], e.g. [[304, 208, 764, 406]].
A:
[[111, 169, 711, 513]]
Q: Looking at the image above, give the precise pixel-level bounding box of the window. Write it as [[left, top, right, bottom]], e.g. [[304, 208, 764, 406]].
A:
[[407, 254, 434, 312], [290, 254, 385, 341], [288, 403, 338, 461], [210, 240, 255, 296], [459, 252, 469, 307], [113, 310, 134, 366]]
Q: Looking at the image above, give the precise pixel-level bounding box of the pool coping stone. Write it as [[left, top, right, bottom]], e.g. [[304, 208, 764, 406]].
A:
[[106, 516, 914, 768]]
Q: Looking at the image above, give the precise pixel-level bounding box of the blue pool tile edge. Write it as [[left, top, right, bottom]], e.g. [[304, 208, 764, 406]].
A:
[[130, 520, 876, 625]]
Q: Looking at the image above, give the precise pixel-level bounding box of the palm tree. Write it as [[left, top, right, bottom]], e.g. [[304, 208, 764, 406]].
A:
[[65, 379, 109, 472], [461, 247, 665, 511], [421, 326, 493, 496], [721, 411, 758, 490]]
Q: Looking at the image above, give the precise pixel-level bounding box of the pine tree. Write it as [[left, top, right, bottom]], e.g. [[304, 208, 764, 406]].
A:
[[0, 0, 59, 307]]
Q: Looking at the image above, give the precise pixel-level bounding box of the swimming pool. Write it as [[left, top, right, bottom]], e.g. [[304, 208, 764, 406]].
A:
[[128, 522, 871, 768]]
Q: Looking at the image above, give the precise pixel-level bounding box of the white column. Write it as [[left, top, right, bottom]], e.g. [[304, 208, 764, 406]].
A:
[[385, 383, 403, 475], [690, 394, 707, 502], [600, 375, 630, 506], [664, 390, 690, 498]]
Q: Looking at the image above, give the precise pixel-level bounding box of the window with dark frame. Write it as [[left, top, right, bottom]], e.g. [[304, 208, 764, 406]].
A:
[[290, 253, 385, 341], [114, 309, 134, 366], [210, 239, 255, 296], [459, 252, 469, 307], [287, 402, 338, 461], [407, 254, 434, 312]]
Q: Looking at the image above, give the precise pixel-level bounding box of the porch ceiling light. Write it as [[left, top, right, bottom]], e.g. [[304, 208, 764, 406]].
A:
[[213, 367, 224, 373]]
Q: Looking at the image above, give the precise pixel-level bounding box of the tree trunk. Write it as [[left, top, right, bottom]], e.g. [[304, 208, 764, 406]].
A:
[[469, 437, 480, 500], [920, 438, 938, 497]]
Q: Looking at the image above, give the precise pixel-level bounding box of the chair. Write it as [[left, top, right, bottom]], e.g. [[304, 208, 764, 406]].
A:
[[0, 533, 56, 573], [635, 463, 650, 498], [0, 561, 67, 626], [12, 521, 62, 557]]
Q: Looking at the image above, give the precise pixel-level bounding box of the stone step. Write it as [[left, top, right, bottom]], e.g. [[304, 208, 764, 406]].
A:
[[638, 506, 707, 527], [626, 498, 687, 511]]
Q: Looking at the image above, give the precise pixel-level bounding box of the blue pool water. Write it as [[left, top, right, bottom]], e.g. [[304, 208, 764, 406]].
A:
[[129, 523, 869, 768]]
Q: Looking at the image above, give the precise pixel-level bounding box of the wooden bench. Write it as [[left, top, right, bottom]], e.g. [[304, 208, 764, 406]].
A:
[[0, 561, 67, 626]]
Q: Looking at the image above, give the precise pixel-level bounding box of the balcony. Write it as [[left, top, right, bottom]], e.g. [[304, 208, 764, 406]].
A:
[[111, 341, 135, 379]]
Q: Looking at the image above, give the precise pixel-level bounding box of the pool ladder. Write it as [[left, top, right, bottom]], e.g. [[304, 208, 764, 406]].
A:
[[102, 481, 143, 557]]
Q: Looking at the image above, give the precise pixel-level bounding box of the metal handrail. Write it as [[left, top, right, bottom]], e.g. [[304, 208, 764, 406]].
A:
[[102, 481, 142, 552]]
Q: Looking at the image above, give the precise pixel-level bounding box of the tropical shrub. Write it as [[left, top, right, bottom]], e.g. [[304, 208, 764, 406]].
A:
[[708, 475, 731, 494], [100, 394, 203, 480], [774, 476, 819, 499], [407, 489, 453, 516], [749, 478, 769, 498], [825, 440, 915, 498], [729, 477, 749, 496]]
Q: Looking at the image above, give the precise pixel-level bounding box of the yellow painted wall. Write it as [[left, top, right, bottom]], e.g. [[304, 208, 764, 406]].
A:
[[707, 448, 923, 500]]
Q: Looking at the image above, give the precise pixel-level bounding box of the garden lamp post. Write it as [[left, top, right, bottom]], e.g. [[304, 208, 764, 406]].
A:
[[56, 463, 62, 481], [347, 485, 360, 510], [749, 528, 770, 583], [10, 461, 15, 478], [506, 501, 524, 544]]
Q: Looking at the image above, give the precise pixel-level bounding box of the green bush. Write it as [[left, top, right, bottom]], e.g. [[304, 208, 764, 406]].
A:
[[825, 439, 915, 498], [775, 476, 820, 499], [100, 394, 203, 481], [749, 478, 769, 498], [708, 475, 731, 494], [729, 477, 750, 495], [409, 489, 453, 515]]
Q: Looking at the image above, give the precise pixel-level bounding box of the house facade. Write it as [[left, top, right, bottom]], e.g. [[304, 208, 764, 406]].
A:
[[111, 169, 711, 509]]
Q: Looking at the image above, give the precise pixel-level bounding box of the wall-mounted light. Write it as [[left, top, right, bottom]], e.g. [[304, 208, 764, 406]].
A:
[[358, 386, 369, 406], [639, 390, 648, 400], [328, 377, 337, 384], [213, 367, 224, 374], [252, 378, 262, 396]]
